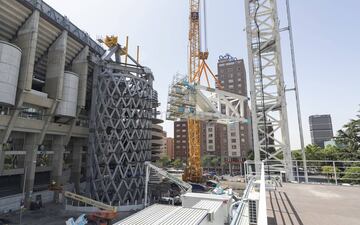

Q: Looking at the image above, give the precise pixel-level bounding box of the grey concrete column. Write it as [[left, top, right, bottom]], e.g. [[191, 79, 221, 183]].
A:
[[51, 136, 65, 184], [51, 135, 65, 202], [0, 144, 5, 175], [71, 138, 83, 193], [23, 133, 38, 208], [14, 10, 40, 91], [72, 46, 89, 108], [45, 31, 67, 100]]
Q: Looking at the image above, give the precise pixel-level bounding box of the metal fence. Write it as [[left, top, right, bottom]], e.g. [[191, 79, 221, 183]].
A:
[[245, 160, 360, 185]]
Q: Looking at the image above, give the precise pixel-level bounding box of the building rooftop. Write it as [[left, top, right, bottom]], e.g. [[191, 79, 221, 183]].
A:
[[115, 204, 208, 225], [267, 183, 360, 225]]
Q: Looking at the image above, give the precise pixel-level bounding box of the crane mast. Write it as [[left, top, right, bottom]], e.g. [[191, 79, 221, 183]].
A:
[[183, 0, 202, 183], [245, 0, 293, 180]]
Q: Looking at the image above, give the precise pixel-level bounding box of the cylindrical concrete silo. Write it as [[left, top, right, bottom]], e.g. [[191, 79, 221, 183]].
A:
[[0, 41, 22, 106], [56, 71, 79, 117]]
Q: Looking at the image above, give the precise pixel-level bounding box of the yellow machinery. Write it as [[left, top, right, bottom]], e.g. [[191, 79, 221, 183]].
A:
[[183, 0, 221, 183], [64, 191, 117, 212]]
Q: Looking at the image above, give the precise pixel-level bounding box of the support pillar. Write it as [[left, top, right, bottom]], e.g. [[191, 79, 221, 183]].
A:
[[51, 136, 65, 185], [51, 136, 65, 201], [72, 46, 89, 108], [23, 133, 38, 208], [44, 31, 67, 100], [14, 10, 39, 91], [0, 144, 5, 175], [71, 138, 83, 193]]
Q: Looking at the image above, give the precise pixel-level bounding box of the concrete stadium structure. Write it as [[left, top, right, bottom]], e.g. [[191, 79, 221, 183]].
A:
[[0, 0, 159, 211]]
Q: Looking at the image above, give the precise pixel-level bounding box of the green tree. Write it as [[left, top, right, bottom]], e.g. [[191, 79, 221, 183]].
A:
[[157, 155, 170, 167], [172, 158, 183, 169], [321, 166, 339, 183], [342, 167, 360, 184], [201, 155, 212, 169], [335, 111, 360, 160], [210, 157, 220, 168]]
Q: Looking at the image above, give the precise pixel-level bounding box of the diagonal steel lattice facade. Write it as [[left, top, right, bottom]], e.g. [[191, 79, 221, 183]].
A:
[[88, 65, 154, 208]]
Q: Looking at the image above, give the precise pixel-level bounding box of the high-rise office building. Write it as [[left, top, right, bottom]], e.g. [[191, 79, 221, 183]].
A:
[[173, 120, 189, 161], [166, 137, 174, 160], [202, 54, 252, 174], [309, 115, 334, 148]]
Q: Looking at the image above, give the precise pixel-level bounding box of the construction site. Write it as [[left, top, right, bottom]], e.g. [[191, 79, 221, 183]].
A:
[[0, 0, 359, 225]]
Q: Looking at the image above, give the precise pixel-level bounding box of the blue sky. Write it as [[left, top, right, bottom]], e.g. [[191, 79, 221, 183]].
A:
[[47, 0, 360, 149]]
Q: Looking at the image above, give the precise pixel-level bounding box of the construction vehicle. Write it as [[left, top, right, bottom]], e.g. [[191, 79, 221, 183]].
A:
[[63, 191, 117, 225]]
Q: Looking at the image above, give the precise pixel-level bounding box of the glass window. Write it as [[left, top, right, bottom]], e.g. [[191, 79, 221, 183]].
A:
[[231, 139, 237, 143]]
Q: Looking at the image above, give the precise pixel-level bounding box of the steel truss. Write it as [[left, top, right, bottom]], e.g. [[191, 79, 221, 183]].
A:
[[245, 0, 293, 180], [88, 64, 154, 208], [166, 76, 248, 124]]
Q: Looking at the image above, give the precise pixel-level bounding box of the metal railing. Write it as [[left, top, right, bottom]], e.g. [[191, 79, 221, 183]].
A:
[[257, 162, 268, 225], [245, 160, 360, 185], [230, 162, 269, 225]]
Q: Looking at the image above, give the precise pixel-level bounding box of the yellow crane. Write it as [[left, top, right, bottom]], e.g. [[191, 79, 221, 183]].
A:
[[183, 0, 221, 183]]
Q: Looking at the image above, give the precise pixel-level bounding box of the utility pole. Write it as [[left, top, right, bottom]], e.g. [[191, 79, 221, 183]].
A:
[[285, 0, 308, 183]]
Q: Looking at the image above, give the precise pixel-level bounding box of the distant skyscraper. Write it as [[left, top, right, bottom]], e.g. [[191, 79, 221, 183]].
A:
[[309, 115, 334, 148]]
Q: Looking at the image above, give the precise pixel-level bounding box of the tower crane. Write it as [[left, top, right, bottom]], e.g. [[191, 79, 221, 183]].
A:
[[167, 0, 247, 183]]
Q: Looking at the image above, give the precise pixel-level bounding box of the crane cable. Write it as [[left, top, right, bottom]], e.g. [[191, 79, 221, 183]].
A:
[[254, 0, 271, 177], [203, 0, 208, 51]]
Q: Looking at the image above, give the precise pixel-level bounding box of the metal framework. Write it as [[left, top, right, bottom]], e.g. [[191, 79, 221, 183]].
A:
[[245, 0, 293, 180], [167, 75, 247, 124], [88, 54, 154, 208]]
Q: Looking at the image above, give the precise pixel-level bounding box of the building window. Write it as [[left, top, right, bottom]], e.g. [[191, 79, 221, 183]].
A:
[[228, 79, 234, 83], [182, 123, 186, 127], [176, 146, 180, 149], [227, 68, 233, 72], [209, 133, 213, 137], [229, 85, 234, 89], [182, 140, 186, 143], [208, 145, 213, 150], [176, 124, 180, 127], [176, 135, 180, 138], [182, 129, 186, 132], [240, 126, 244, 130], [232, 152, 237, 156], [208, 128, 213, 132], [182, 146, 186, 149], [231, 132, 236, 137], [232, 145, 237, 149], [238, 83, 242, 87], [241, 138, 245, 143], [208, 140, 213, 144], [238, 78, 242, 81], [231, 139, 236, 143]]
